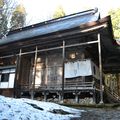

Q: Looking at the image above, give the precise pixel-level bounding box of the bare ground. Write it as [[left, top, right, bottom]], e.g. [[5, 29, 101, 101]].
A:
[[80, 107, 120, 120]]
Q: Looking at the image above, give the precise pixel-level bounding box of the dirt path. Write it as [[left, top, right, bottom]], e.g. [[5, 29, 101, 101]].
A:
[[80, 107, 120, 120]]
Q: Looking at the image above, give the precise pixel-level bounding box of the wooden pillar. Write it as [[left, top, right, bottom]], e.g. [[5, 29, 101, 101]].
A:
[[30, 91, 34, 100], [98, 33, 103, 104], [73, 92, 80, 103], [42, 92, 48, 101], [62, 41, 65, 102], [57, 92, 62, 102], [31, 46, 38, 99], [93, 90, 96, 104], [75, 93, 79, 103], [117, 73, 120, 96], [14, 49, 22, 98], [45, 55, 48, 85]]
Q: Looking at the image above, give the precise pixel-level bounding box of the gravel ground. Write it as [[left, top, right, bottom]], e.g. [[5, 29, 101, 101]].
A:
[[80, 107, 120, 120]]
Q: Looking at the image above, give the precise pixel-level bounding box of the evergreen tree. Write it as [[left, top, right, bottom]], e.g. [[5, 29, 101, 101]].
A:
[[109, 8, 120, 39], [0, 0, 9, 38], [0, 0, 26, 38], [53, 6, 65, 19], [10, 4, 26, 30]]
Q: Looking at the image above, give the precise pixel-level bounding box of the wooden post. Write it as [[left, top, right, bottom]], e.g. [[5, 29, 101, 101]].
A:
[[75, 93, 79, 103], [62, 41, 65, 102], [45, 55, 48, 85], [116, 74, 120, 96], [14, 49, 22, 98], [57, 92, 62, 102], [73, 92, 80, 103], [31, 46, 38, 99], [93, 90, 96, 104], [98, 33, 103, 104], [42, 92, 49, 101]]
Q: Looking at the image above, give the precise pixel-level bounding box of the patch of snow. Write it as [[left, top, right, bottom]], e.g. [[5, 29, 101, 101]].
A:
[[0, 96, 84, 120]]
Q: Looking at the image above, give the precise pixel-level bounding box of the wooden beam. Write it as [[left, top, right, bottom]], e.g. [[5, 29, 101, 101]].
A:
[[0, 40, 98, 59]]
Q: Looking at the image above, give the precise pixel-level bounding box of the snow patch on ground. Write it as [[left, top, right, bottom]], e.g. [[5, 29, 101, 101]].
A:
[[0, 96, 84, 120]]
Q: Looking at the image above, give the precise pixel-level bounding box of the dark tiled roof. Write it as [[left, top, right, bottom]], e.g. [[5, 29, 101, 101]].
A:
[[0, 8, 99, 46]]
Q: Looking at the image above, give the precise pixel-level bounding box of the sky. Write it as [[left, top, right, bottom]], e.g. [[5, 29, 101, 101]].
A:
[[21, 0, 120, 25]]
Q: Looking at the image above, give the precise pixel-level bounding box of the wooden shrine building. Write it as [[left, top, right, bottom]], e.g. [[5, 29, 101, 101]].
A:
[[0, 8, 120, 103]]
